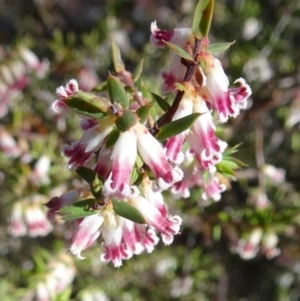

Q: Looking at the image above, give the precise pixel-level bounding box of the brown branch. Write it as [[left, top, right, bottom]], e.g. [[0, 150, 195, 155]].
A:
[[151, 38, 202, 135]]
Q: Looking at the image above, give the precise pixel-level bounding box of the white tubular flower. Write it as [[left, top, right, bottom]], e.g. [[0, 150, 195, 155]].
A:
[[172, 151, 200, 198], [201, 172, 227, 202], [29, 155, 51, 186], [136, 123, 183, 190], [141, 176, 167, 217], [262, 164, 286, 185], [100, 214, 130, 267], [187, 96, 227, 172], [0, 127, 21, 158], [237, 228, 263, 260], [69, 213, 104, 260], [261, 232, 280, 259], [24, 202, 53, 237], [129, 195, 182, 245], [8, 202, 27, 237], [150, 21, 194, 93], [103, 129, 138, 198], [165, 90, 194, 164], [201, 54, 252, 123], [62, 117, 114, 170]]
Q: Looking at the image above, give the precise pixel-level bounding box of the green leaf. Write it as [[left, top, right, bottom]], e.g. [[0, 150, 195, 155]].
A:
[[174, 82, 186, 92], [216, 162, 235, 176], [75, 166, 96, 183], [136, 104, 152, 123], [65, 92, 110, 117], [133, 59, 144, 82], [107, 75, 129, 109], [115, 110, 138, 132], [91, 175, 103, 198], [105, 127, 120, 148], [112, 199, 145, 224], [163, 41, 193, 61], [151, 92, 170, 112], [111, 39, 125, 73], [92, 81, 107, 92], [192, 0, 209, 39], [207, 41, 235, 53], [200, 0, 214, 37], [60, 199, 97, 221], [156, 113, 201, 141]]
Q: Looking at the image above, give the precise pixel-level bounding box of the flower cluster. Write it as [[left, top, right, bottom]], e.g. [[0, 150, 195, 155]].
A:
[[34, 254, 76, 301], [151, 22, 251, 201], [233, 228, 280, 260], [46, 20, 252, 267], [8, 196, 53, 238], [0, 46, 49, 118]]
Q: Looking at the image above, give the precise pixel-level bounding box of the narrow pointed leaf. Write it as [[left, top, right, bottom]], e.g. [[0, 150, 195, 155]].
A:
[[105, 127, 120, 148], [111, 39, 125, 73], [136, 104, 152, 123], [75, 166, 96, 183], [156, 113, 201, 141], [200, 0, 214, 37], [60, 199, 97, 221], [112, 199, 146, 224], [192, 0, 210, 39], [133, 59, 144, 82], [174, 82, 186, 92], [164, 41, 193, 61], [92, 81, 107, 92], [207, 41, 235, 53], [107, 75, 129, 108], [151, 92, 170, 112], [65, 92, 110, 117], [115, 109, 138, 132]]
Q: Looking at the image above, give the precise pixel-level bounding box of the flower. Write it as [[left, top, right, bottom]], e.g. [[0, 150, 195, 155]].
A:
[[129, 195, 182, 245], [236, 228, 263, 260], [187, 92, 227, 171], [9, 196, 53, 237], [103, 129, 138, 198], [29, 155, 51, 186], [150, 21, 194, 93], [62, 117, 115, 170], [200, 54, 252, 123], [69, 203, 160, 267]]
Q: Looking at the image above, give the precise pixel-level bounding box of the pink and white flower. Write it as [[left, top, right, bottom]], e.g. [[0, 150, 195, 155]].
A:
[[25, 201, 53, 237], [150, 21, 193, 93], [201, 55, 252, 122], [8, 202, 27, 237], [69, 213, 104, 260], [62, 117, 114, 169], [236, 228, 263, 260], [129, 195, 182, 245], [136, 122, 183, 190], [165, 90, 194, 164], [0, 127, 21, 158], [261, 232, 280, 259], [103, 130, 138, 198], [29, 155, 51, 186], [187, 95, 227, 172], [201, 172, 226, 202]]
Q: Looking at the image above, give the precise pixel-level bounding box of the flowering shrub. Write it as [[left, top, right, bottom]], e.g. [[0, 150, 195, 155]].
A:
[[1, 0, 300, 300], [45, 1, 252, 267]]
